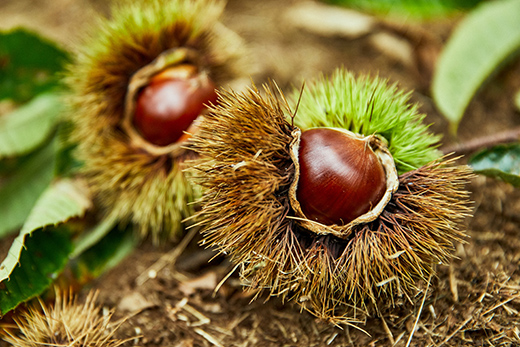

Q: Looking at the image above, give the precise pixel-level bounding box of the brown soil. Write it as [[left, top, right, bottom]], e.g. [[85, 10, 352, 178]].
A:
[[1, 0, 520, 346]]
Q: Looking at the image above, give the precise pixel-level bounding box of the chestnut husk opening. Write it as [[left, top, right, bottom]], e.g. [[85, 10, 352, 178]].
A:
[[121, 47, 210, 157], [288, 127, 399, 239], [187, 83, 474, 324]]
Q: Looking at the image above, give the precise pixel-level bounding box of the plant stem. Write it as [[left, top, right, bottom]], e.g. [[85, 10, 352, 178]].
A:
[[442, 126, 520, 155]]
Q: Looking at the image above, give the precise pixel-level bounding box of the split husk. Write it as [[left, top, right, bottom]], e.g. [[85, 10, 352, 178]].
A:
[[188, 74, 473, 324], [65, 0, 246, 242]]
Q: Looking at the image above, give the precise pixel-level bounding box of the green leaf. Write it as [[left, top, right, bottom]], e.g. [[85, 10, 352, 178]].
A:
[[432, 0, 520, 130], [54, 121, 83, 177], [0, 178, 92, 316], [514, 89, 520, 112], [72, 225, 138, 281], [0, 93, 64, 158], [0, 154, 29, 176], [470, 143, 520, 187], [0, 29, 69, 102], [0, 140, 56, 238], [71, 214, 119, 258], [0, 226, 72, 315], [326, 0, 482, 19], [15, 179, 92, 241]]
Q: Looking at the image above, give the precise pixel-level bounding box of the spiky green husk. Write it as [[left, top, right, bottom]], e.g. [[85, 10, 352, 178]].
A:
[[78, 133, 199, 240], [1, 290, 127, 347], [292, 69, 441, 174], [68, 0, 236, 140], [189, 81, 473, 324], [65, 0, 244, 241]]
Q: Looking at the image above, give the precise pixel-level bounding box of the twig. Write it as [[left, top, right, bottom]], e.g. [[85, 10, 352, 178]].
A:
[[393, 331, 406, 346], [442, 127, 520, 156], [437, 316, 472, 347], [194, 328, 224, 347], [213, 263, 240, 297], [135, 226, 199, 286], [380, 315, 394, 345], [174, 298, 211, 327], [483, 295, 520, 316], [405, 274, 432, 347], [449, 265, 458, 303], [326, 332, 339, 345], [346, 326, 354, 346]]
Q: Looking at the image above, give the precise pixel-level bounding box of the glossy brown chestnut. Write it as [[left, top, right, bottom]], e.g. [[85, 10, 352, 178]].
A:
[[133, 64, 218, 146], [296, 128, 387, 226]]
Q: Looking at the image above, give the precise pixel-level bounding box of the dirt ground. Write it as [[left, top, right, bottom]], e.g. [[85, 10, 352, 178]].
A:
[[1, 0, 520, 346]]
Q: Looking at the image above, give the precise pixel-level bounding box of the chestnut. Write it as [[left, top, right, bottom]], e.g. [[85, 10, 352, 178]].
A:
[[187, 74, 473, 324], [64, 0, 247, 242], [288, 126, 398, 237], [133, 64, 218, 146], [296, 128, 387, 226]]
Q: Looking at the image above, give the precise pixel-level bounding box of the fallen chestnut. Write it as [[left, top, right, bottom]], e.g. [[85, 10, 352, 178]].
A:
[[289, 126, 398, 236], [133, 64, 218, 146], [188, 74, 473, 323], [296, 128, 387, 226]]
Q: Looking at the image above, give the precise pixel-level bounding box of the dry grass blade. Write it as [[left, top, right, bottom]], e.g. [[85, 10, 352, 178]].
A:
[[437, 316, 473, 347], [482, 295, 520, 316], [405, 274, 431, 347], [194, 328, 224, 347]]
